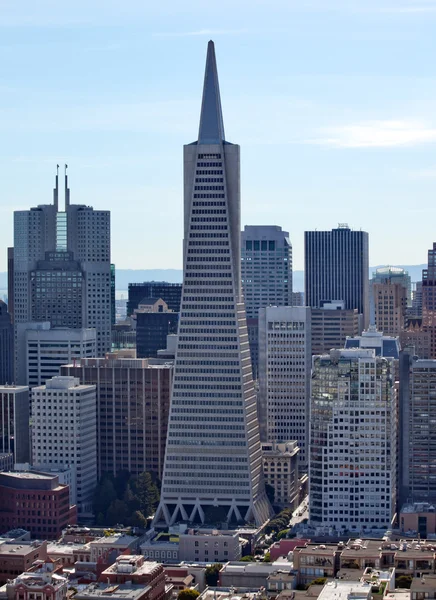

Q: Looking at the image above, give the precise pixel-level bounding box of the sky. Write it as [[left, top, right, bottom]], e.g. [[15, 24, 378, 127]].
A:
[[0, 0, 436, 272]]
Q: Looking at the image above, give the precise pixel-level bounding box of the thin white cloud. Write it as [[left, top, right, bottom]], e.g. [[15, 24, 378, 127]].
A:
[[310, 120, 436, 148]]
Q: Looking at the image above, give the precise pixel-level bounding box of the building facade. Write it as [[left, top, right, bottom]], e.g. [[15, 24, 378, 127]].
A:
[[304, 225, 369, 329], [258, 306, 311, 467], [127, 282, 182, 316], [0, 385, 30, 463], [32, 376, 97, 515], [0, 472, 76, 540], [371, 270, 408, 336], [400, 357, 436, 504], [0, 300, 13, 385], [154, 41, 272, 527], [136, 311, 179, 359], [241, 225, 292, 378], [311, 301, 360, 356], [309, 349, 397, 531], [261, 441, 300, 508], [61, 356, 173, 479], [24, 323, 96, 388], [13, 169, 111, 372], [422, 243, 436, 358]]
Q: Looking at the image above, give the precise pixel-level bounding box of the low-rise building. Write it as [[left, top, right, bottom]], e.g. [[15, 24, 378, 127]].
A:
[[141, 532, 179, 563], [292, 543, 340, 584], [0, 541, 48, 585], [74, 583, 161, 600], [89, 534, 139, 563], [266, 570, 296, 594], [410, 575, 436, 600], [316, 581, 371, 600], [99, 556, 166, 600], [218, 561, 292, 589], [5, 561, 67, 600], [400, 503, 436, 537], [262, 441, 300, 509], [270, 539, 310, 562], [47, 541, 91, 567], [179, 530, 241, 563]]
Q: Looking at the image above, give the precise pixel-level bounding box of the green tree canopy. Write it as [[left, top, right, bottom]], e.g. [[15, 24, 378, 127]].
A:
[[177, 590, 200, 600], [205, 564, 222, 586]]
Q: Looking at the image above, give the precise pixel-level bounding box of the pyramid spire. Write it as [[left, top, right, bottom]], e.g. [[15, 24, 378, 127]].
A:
[[198, 40, 225, 144]]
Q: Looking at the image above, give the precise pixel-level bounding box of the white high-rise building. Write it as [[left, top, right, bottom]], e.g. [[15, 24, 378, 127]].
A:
[[17, 322, 97, 388], [154, 41, 272, 527], [32, 376, 97, 515], [258, 306, 311, 467], [309, 349, 397, 532], [13, 168, 111, 376]]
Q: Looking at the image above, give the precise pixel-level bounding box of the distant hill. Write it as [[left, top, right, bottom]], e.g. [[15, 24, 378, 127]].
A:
[[0, 264, 426, 293]]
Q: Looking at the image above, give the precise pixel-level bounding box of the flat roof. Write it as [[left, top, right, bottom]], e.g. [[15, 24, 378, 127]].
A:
[[90, 535, 136, 546], [48, 542, 90, 553], [0, 543, 44, 556], [102, 559, 160, 576], [317, 581, 371, 600], [76, 584, 151, 600]]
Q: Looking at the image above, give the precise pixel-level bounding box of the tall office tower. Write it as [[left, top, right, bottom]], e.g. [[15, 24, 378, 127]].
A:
[[128, 282, 182, 316], [111, 264, 116, 325], [309, 349, 397, 531], [412, 281, 423, 318], [32, 376, 96, 515], [422, 243, 436, 358], [0, 385, 30, 463], [305, 225, 369, 329], [241, 226, 292, 378], [258, 306, 311, 468], [0, 301, 13, 385], [399, 356, 436, 504], [7, 248, 14, 324], [311, 300, 360, 355], [24, 324, 96, 387], [154, 41, 272, 527], [13, 168, 111, 368], [61, 355, 173, 479], [370, 267, 409, 335], [134, 297, 179, 358]]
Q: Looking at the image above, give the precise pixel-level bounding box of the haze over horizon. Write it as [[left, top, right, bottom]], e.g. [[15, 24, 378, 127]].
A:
[[1, 0, 436, 272]]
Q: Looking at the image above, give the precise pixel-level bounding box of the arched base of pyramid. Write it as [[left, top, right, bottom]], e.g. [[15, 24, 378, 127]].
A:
[[153, 493, 273, 528]]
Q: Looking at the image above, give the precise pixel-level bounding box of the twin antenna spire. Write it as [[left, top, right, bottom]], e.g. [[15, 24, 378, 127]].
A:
[[198, 40, 226, 144], [53, 163, 70, 212]]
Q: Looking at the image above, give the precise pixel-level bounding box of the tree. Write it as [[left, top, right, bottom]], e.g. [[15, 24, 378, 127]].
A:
[[135, 471, 160, 518], [240, 555, 254, 562], [106, 499, 129, 525], [205, 564, 222, 586], [277, 529, 289, 540], [177, 590, 200, 600], [114, 470, 132, 498], [264, 552, 271, 562], [93, 478, 117, 517], [310, 578, 327, 586], [396, 576, 412, 589]]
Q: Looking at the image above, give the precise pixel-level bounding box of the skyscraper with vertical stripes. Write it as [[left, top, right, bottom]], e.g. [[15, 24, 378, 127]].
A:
[[305, 225, 369, 329], [154, 41, 272, 527]]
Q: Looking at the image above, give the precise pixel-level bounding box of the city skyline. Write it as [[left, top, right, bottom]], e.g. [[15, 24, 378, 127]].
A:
[[1, 1, 436, 272]]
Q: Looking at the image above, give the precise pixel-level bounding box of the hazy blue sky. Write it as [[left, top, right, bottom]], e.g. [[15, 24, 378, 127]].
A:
[[1, 0, 436, 272]]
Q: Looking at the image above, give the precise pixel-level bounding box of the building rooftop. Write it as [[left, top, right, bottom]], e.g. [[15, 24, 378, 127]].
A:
[[0, 542, 45, 556], [75, 584, 151, 600], [90, 534, 136, 546], [317, 581, 371, 600], [199, 589, 263, 600], [401, 502, 436, 514], [47, 542, 90, 554], [102, 557, 161, 576], [0, 385, 28, 393], [410, 576, 436, 591], [298, 544, 338, 555]]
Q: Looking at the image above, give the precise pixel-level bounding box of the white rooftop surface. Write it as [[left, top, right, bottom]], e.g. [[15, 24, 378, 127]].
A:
[[318, 582, 371, 600]]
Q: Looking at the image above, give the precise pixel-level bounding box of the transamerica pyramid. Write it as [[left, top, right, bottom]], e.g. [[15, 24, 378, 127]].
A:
[[153, 41, 273, 527]]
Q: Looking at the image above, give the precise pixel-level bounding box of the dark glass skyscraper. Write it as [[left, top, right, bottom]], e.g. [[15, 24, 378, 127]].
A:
[[304, 225, 369, 328], [127, 282, 182, 316]]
